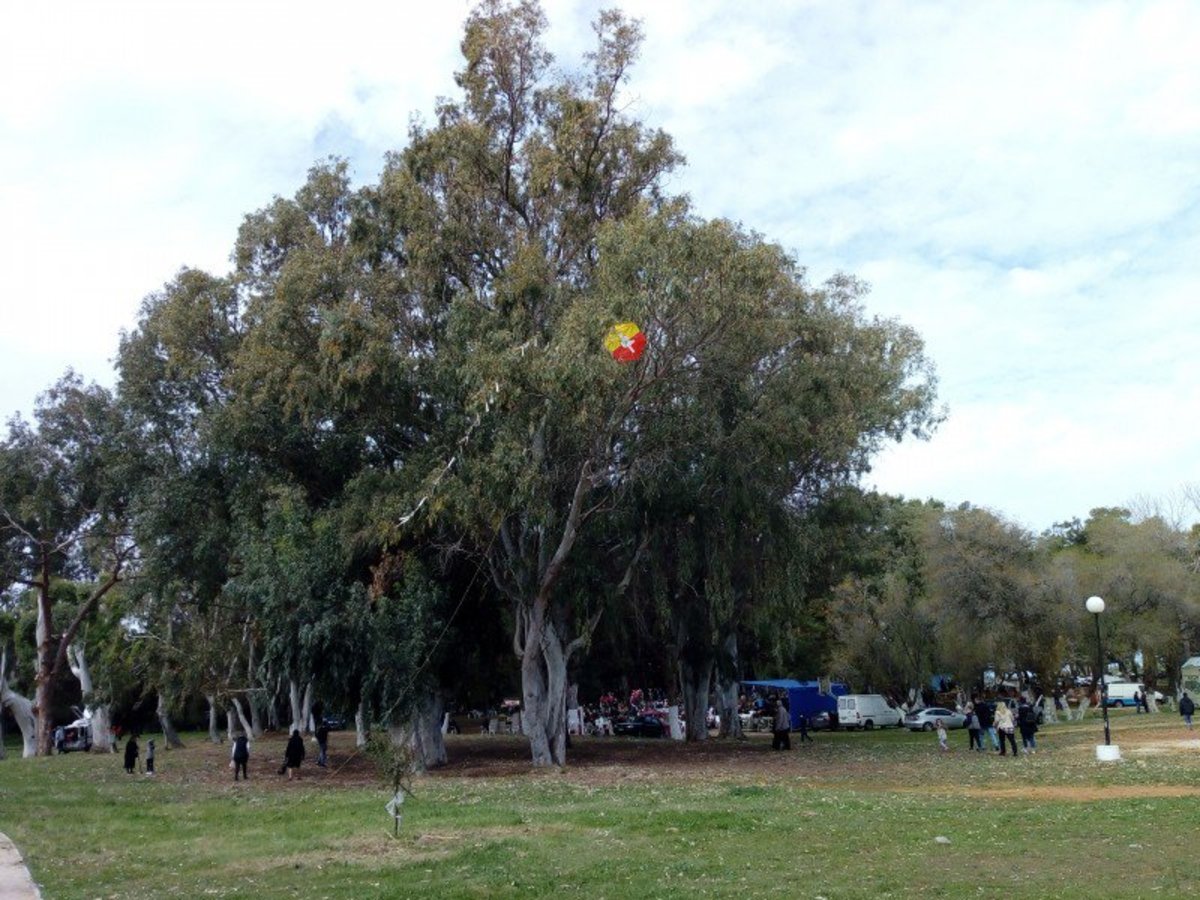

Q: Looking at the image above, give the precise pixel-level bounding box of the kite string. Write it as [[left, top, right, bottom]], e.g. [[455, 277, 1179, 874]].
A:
[[330, 528, 498, 777], [398, 334, 538, 527]]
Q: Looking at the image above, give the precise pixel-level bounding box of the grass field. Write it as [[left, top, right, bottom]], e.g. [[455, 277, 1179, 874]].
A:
[[1, 709, 1198, 899]]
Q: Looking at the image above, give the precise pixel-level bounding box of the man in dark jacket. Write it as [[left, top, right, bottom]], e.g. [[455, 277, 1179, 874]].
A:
[[315, 723, 330, 768], [1180, 692, 1195, 730]]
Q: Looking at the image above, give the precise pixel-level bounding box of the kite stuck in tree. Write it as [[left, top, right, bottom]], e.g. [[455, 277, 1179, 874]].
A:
[[604, 322, 647, 363]]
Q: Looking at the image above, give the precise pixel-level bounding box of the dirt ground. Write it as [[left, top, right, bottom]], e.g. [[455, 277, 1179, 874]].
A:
[[142, 720, 1200, 800]]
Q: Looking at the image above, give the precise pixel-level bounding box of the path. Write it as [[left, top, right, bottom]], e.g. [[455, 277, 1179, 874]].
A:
[[0, 833, 41, 899]]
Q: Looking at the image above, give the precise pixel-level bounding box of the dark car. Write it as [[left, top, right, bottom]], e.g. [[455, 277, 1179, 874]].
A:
[[613, 714, 665, 738], [322, 715, 347, 731], [807, 710, 833, 731]]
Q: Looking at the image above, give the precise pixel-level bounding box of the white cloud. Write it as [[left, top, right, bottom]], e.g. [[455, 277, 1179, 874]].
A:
[[2, 0, 1199, 531]]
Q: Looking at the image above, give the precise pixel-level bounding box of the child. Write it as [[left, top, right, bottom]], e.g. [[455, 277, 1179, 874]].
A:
[[145, 739, 156, 775], [936, 719, 949, 752]]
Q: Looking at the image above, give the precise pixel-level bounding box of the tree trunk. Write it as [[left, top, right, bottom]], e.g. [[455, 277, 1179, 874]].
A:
[[231, 696, 254, 735], [246, 642, 264, 738], [288, 679, 303, 734], [67, 643, 113, 752], [678, 656, 712, 743], [208, 695, 222, 743], [1075, 694, 1091, 722], [0, 657, 38, 758], [247, 690, 264, 738], [301, 680, 315, 734], [715, 633, 743, 739], [355, 700, 368, 749], [226, 704, 238, 742], [396, 689, 447, 771], [267, 677, 281, 732], [34, 574, 55, 756], [520, 615, 568, 767], [157, 694, 184, 748]]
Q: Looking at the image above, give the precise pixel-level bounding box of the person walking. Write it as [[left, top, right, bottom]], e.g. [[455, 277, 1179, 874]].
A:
[[123, 734, 139, 774], [936, 719, 949, 752], [231, 732, 250, 781], [771, 698, 791, 751], [1017, 699, 1038, 754], [1180, 692, 1195, 730], [796, 711, 813, 744], [994, 702, 1018, 757], [283, 729, 306, 779], [977, 700, 999, 751], [145, 739, 156, 775], [315, 722, 330, 768], [54, 726, 66, 754], [1133, 690, 1143, 714], [966, 706, 983, 751], [1139, 690, 1151, 714]]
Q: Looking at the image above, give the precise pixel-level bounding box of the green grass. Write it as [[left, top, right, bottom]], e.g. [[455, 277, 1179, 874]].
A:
[[1, 712, 1198, 898]]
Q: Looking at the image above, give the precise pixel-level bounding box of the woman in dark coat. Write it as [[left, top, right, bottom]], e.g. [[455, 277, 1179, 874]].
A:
[[283, 729, 305, 780], [123, 735, 139, 774]]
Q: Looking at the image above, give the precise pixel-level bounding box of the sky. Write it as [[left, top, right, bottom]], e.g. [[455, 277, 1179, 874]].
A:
[[2, 0, 1199, 534]]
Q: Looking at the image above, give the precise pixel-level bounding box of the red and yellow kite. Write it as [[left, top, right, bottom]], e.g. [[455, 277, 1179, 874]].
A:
[[603, 321, 646, 363]]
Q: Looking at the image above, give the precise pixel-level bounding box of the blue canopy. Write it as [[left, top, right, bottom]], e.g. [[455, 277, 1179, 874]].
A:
[[741, 679, 848, 729]]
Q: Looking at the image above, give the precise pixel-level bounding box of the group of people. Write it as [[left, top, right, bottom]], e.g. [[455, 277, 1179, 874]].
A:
[[111, 724, 332, 781], [952, 697, 1040, 755], [769, 697, 813, 750], [121, 735, 155, 774]]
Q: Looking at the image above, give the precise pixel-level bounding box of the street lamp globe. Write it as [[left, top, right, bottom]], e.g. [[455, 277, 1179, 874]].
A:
[[1085, 596, 1105, 614]]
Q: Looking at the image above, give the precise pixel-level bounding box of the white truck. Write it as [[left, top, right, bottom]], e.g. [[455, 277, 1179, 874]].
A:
[[836, 694, 903, 730]]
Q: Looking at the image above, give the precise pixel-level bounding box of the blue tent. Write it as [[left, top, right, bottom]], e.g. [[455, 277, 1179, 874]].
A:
[[741, 679, 848, 730]]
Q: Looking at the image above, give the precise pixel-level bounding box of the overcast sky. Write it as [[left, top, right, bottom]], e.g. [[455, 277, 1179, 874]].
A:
[[3, 0, 1198, 533]]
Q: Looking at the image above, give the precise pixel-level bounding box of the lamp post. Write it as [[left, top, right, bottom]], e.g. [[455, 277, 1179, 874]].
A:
[[1086, 595, 1113, 750]]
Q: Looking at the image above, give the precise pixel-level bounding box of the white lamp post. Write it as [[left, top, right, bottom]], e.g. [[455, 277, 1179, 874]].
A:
[[1086, 595, 1119, 760]]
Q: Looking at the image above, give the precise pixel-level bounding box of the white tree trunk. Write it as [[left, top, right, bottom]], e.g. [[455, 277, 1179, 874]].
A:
[[208, 695, 222, 743], [391, 690, 447, 771], [288, 679, 303, 734], [1075, 695, 1092, 722], [67, 643, 114, 752], [231, 696, 254, 735], [1146, 691, 1159, 713], [520, 618, 568, 766], [248, 691, 264, 738], [301, 681, 315, 734], [355, 700, 368, 749], [0, 656, 38, 758], [714, 634, 743, 739]]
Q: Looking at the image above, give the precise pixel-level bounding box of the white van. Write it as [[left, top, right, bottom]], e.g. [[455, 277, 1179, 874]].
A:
[[837, 694, 903, 729], [1104, 682, 1155, 708]]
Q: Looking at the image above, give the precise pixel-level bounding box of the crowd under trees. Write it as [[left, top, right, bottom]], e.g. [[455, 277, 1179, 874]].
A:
[[3, 1, 1199, 766]]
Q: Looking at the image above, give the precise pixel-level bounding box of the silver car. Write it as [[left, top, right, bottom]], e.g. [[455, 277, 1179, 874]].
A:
[[904, 707, 967, 731]]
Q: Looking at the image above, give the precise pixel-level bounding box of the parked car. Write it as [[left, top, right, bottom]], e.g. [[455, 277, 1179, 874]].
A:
[[56, 719, 93, 752], [613, 714, 666, 738], [806, 710, 833, 731], [321, 715, 347, 731], [905, 707, 967, 731]]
